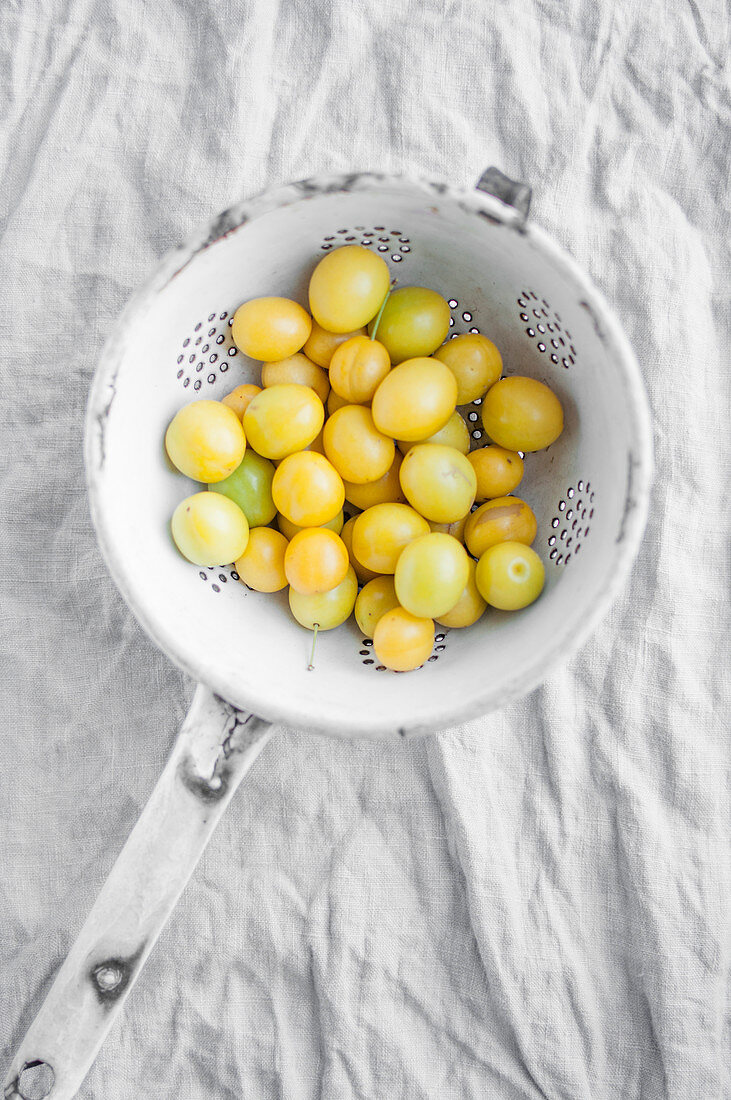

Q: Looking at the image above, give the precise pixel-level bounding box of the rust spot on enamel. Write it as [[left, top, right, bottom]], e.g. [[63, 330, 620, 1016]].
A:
[[89, 945, 145, 1008]]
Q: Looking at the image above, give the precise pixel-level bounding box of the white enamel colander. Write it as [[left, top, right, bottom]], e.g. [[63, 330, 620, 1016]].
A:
[[4, 169, 652, 1100]]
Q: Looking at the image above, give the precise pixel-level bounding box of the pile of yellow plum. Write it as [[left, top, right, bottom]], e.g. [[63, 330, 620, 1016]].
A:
[[164, 245, 564, 672]]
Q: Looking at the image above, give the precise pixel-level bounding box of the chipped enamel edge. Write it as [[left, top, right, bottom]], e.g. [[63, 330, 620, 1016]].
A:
[[84, 171, 653, 738]]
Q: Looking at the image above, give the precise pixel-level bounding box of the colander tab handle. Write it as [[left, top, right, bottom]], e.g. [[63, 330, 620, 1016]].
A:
[[3, 685, 274, 1100], [476, 166, 532, 229]]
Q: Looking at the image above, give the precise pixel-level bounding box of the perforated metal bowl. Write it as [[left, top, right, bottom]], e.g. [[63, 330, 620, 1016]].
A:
[[85, 170, 652, 738]]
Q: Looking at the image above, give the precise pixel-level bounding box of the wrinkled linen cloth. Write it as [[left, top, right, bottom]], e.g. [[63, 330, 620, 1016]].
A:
[[1, 1, 729, 1097]]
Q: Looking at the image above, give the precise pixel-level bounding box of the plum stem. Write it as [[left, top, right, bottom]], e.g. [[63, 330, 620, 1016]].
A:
[[307, 623, 319, 670], [370, 281, 396, 342]]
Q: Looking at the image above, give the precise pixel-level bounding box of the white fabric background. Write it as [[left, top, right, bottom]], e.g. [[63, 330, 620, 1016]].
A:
[[1, 1, 729, 1097]]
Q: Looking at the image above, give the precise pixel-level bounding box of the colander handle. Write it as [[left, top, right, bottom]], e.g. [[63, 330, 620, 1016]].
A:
[[475, 166, 532, 228], [3, 685, 274, 1100]]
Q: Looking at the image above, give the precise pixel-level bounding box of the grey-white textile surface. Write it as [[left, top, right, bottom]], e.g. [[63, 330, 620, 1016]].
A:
[[1, 1, 729, 1097]]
